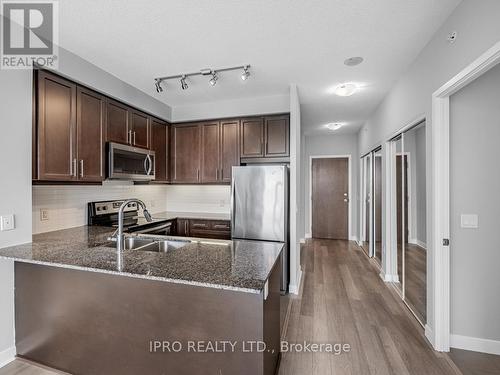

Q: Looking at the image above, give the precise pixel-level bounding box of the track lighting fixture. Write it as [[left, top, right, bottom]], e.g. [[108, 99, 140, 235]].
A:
[[209, 71, 218, 86], [153, 64, 250, 92], [180, 75, 188, 90], [241, 65, 250, 81], [154, 79, 163, 93]]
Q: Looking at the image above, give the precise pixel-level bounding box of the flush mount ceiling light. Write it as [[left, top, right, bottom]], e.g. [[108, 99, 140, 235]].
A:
[[154, 64, 250, 92], [180, 75, 188, 90], [334, 83, 358, 97], [344, 56, 364, 66], [241, 65, 250, 81], [209, 71, 218, 86], [326, 123, 343, 131]]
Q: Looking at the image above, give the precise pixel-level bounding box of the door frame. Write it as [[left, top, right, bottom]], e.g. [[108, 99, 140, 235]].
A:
[[430, 41, 500, 352], [309, 155, 352, 240]]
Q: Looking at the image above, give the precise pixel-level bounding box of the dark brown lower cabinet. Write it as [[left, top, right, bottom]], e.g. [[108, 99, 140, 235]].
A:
[[176, 219, 190, 236], [174, 219, 231, 239]]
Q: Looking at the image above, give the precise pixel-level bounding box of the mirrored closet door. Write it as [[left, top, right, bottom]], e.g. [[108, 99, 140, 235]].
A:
[[360, 154, 372, 256]]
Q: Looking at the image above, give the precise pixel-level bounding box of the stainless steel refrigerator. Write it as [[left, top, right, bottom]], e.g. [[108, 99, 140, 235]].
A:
[[231, 165, 289, 293]]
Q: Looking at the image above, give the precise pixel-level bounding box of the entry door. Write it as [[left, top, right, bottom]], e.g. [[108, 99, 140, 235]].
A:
[[312, 157, 349, 239]]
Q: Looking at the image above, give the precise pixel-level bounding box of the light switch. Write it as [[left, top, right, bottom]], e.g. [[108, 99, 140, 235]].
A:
[[0, 215, 15, 231], [461, 214, 478, 229]]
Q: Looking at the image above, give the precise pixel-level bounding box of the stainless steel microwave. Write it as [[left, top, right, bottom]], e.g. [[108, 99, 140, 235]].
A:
[[107, 142, 155, 181]]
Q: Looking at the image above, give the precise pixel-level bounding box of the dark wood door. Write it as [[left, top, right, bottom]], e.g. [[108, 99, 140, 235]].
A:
[[130, 110, 149, 149], [106, 99, 129, 145], [219, 119, 240, 182], [150, 119, 168, 182], [201, 121, 220, 183], [264, 116, 289, 157], [76, 87, 105, 182], [37, 71, 77, 181], [171, 124, 201, 183], [240, 118, 264, 157], [312, 158, 349, 239]]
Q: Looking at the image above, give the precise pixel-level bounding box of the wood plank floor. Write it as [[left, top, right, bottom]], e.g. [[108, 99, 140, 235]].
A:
[[278, 239, 458, 375]]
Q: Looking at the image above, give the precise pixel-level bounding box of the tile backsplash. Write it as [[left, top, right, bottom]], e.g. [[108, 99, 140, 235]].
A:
[[33, 182, 168, 234], [165, 185, 231, 213]]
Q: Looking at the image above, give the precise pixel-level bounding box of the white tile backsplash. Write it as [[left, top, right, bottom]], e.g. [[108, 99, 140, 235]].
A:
[[32, 181, 168, 234], [165, 185, 231, 214]]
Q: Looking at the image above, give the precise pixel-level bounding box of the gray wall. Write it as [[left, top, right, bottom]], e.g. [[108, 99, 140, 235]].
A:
[[449, 62, 500, 342], [357, 0, 500, 333], [303, 133, 359, 240]]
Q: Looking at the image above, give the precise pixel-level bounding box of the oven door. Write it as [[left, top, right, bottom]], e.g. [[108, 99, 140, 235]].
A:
[[108, 142, 155, 181], [131, 222, 174, 236]]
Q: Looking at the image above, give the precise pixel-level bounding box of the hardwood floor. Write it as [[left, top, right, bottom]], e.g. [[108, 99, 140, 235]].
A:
[[448, 348, 500, 375], [0, 359, 67, 375], [278, 239, 458, 375]]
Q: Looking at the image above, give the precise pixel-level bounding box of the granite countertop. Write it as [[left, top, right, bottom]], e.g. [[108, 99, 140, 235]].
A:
[[0, 225, 282, 294]]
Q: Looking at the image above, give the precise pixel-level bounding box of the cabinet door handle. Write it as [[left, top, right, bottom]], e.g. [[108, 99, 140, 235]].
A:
[[214, 224, 229, 229], [80, 160, 84, 178], [192, 223, 207, 228], [72, 159, 77, 177], [197, 169, 200, 181], [128, 130, 132, 144], [133, 131, 136, 145], [185, 221, 188, 233], [216, 168, 218, 180]]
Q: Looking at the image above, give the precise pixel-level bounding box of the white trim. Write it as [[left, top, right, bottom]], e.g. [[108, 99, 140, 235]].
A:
[[0, 346, 16, 369], [349, 236, 358, 242], [417, 240, 427, 249], [305, 233, 312, 239], [451, 334, 500, 356], [379, 271, 399, 283], [309, 155, 352, 240], [425, 325, 435, 348], [289, 268, 302, 295], [299, 238, 306, 244], [431, 41, 500, 352]]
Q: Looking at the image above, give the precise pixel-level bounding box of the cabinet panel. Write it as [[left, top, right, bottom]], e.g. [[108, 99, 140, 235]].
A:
[[130, 110, 150, 149], [220, 120, 240, 182], [265, 116, 289, 157], [151, 119, 168, 182], [201, 122, 220, 183], [176, 219, 189, 236], [240, 118, 264, 157], [76, 87, 105, 182], [37, 72, 77, 181], [106, 100, 129, 144], [171, 124, 201, 183]]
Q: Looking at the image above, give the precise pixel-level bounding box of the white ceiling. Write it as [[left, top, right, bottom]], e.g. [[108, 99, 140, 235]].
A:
[[58, 0, 461, 134]]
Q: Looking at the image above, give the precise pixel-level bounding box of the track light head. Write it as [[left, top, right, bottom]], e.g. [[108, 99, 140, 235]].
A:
[[154, 79, 163, 93], [241, 65, 250, 81], [209, 71, 218, 86], [180, 75, 188, 90]]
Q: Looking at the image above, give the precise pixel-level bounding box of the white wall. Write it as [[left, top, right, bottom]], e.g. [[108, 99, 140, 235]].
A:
[[303, 133, 359, 240], [449, 62, 500, 348], [172, 94, 289, 122], [357, 0, 500, 338], [165, 185, 230, 214], [32, 183, 169, 234]]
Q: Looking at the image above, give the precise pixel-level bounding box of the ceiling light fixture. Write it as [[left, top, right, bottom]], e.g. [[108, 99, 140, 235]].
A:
[[153, 64, 251, 92], [326, 123, 343, 131], [344, 56, 364, 66], [209, 71, 218, 86], [334, 83, 358, 97], [180, 75, 188, 90], [241, 65, 250, 81], [154, 79, 163, 93]]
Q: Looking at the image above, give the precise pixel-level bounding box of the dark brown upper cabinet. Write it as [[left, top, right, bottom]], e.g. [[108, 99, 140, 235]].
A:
[[264, 115, 289, 157], [201, 121, 220, 183], [171, 124, 201, 183], [106, 99, 129, 145], [219, 119, 240, 182], [129, 109, 150, 149], [240, 118, 264, 158], [150, 118, 169, 182], [37, 71, 77, 181], [76, 87, 105, 182], [36, 71, 105, 182]]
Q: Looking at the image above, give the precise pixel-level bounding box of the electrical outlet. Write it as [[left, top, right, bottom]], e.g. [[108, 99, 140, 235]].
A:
[[0, 215, 15, 231], [40, 209, 49, 221]]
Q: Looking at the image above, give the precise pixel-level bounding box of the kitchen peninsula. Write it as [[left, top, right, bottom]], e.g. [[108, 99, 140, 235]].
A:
[[0, 225, 282, 375]]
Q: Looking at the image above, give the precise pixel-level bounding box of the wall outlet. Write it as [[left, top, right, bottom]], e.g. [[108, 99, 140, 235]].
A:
[[40, 209, 49, 221], [461, 214, 478, 229], [0, 214, 15, 231]]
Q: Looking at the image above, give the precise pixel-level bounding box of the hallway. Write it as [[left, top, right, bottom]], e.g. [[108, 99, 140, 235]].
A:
[[278, 239, 459, 375]]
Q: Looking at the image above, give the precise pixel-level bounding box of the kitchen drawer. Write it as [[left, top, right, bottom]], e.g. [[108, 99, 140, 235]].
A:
[[190, 229, 231, 240], [210, 220, 231, 231], [189, 219, 211, 230]]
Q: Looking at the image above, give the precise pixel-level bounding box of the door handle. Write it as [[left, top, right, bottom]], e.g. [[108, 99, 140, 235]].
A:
[[133, 131, 136, 145], [80, 160, 84, 178], [344, 198, 349, 202], [128, 130, 132, 144], [72, 158, 77, 177]]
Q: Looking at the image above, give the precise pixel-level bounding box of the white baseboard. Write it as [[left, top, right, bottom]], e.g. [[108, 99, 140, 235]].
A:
[[451, 334, 500, 355], [425, 325, 435, 349], [299, 238, 306, 244], [349, 236, 358, 242], [289, 269, 303, 295], [0, 346, 16, 369], [305, 233, 312, 239], [417, 240, 427, 249], [379, 272, 399, 283]]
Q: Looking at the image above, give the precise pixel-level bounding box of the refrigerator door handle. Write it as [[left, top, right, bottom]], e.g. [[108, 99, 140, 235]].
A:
[[230, 177, 236, 238]]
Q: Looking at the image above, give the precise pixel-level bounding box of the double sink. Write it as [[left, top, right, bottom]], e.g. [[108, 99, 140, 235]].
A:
[[107, 236, 191, 253]]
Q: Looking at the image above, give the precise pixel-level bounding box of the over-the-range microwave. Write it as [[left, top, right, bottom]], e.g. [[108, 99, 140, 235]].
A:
[[107, 142, 155, 181]]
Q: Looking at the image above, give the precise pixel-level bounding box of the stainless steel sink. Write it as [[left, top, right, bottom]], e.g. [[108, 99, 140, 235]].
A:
[[106, 237, 156, 250], [106, 237, 190, 252]]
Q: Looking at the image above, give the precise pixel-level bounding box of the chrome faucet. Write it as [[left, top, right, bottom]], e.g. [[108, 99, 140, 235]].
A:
[[117, 199, 153, 252]]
